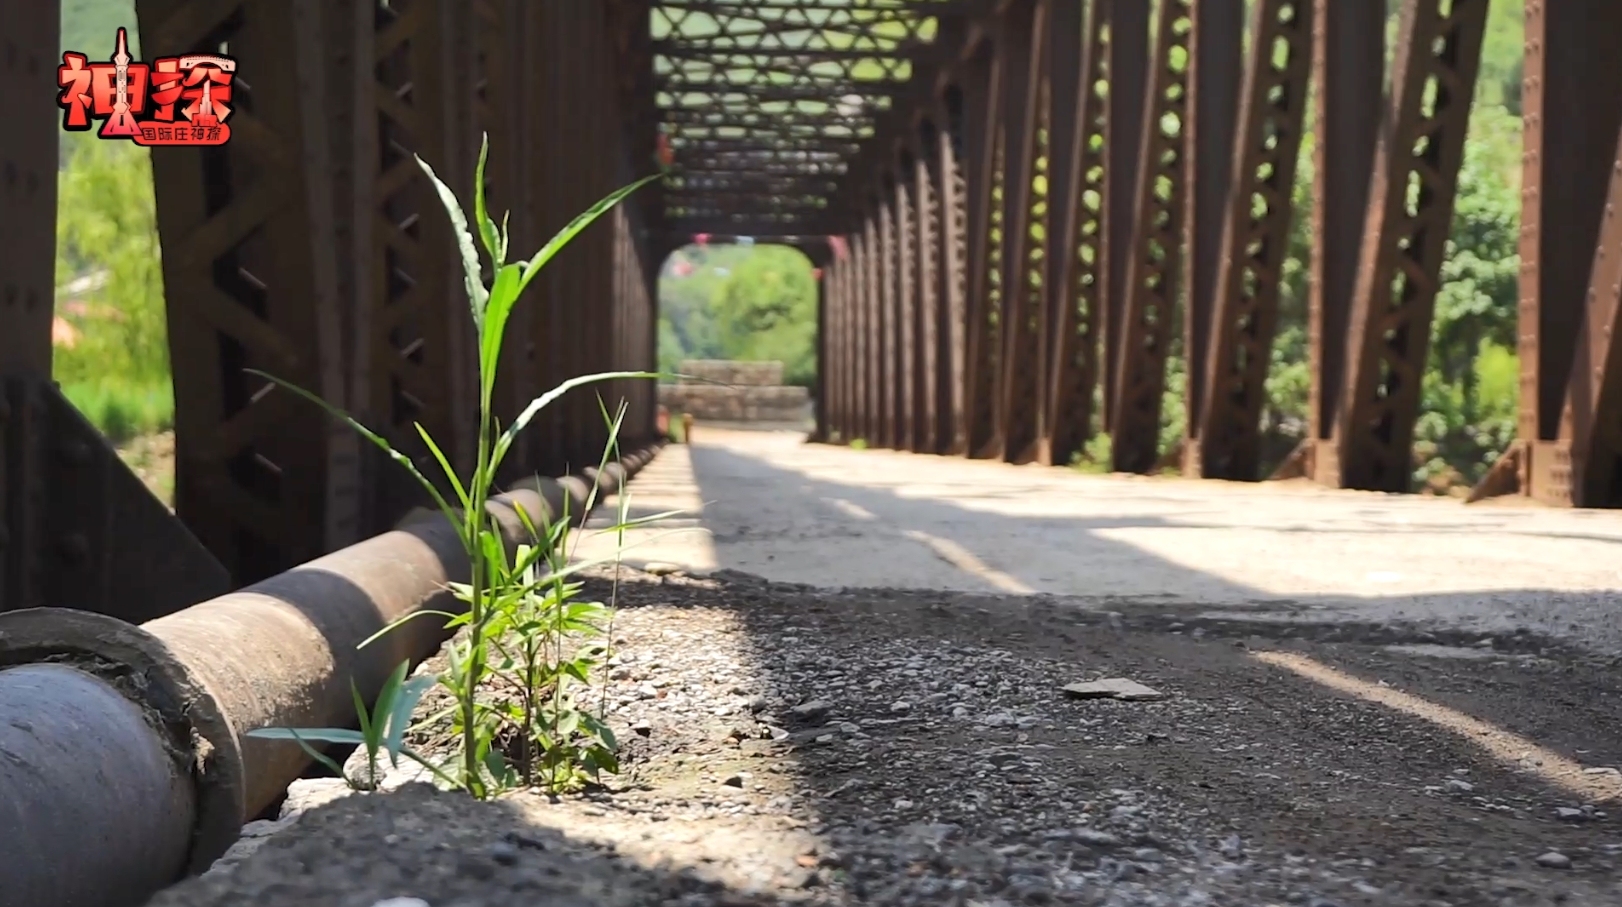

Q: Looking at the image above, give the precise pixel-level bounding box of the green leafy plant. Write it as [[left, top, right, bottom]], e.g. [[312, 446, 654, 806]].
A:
[[247, 661, 446, 791], [247, 135, 668, 798]]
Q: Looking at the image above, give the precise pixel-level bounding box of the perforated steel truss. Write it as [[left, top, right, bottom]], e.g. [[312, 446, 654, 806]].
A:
[[651, 0, 965, 237]]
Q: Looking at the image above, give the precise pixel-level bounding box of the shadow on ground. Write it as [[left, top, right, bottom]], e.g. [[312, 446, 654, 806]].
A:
[[580, 436, 1622, 901]]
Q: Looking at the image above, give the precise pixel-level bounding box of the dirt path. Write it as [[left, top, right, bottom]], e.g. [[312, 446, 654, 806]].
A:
[[156, 567, 1622, 906], [150, 433, 1622, 906]]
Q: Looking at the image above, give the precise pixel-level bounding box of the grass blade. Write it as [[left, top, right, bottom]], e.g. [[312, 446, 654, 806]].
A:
[[495, 371, 659, 465], [515, 174, 660, 298], [414, 153, 490, 327], [471, 134, 501, 265]]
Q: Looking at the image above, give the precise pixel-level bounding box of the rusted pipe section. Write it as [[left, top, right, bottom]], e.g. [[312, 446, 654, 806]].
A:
[[0, 443, 662, 907]]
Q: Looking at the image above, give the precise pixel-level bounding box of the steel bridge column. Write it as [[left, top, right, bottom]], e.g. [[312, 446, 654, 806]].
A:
[[995, 0, 1049, 466], [934, 98, 969, 456], [1044, 0, 1109, 467], [1178, 0, 1244, 477], [878, 179, 900, 449], [0, 0, 231, 620], [1333, 0, 1488, 492], [858, 222, 877, 444], [1192, 0, 1311, 481], [939, 88, 971, 455], [1110, 0, 1193, 474], [891, 165, 918, 452], [1486, 1, 1622, 507], [1292, 0, 1384, 486], [913, 123, 942, 454], [1100, 0, 1150, 433], [960, 40, 1004, 460]]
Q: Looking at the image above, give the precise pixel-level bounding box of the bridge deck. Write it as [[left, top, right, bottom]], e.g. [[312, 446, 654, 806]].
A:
[[585, 428, 1622, 654]]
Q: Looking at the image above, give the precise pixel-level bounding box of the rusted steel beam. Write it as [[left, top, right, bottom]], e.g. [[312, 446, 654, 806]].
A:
[[1043, 0, 1108, 467], [1562, 124, 1622, 507], [1497, 0, 1622, 506], [937, 94, 971, 455], [1192, 0, 1311, 481], [0, 0, 57, 379], [1179, 0, 1244, 476], [913, 123, 943, 454], [1294, 0, 1384, 485], [960, 41, 1007, 460], [137, 0, 364, 583], [861, 219, 882, 444], [827, 256, 847, 441], [1109, 0, 1193, 474], [995, 0, 1050, 466], [0, 0, 231, 620], [1333, 0, 1488, 492], [877, 182, 899, 449], [892, 162, 919, 452], [1100, 0, 1150, 432]]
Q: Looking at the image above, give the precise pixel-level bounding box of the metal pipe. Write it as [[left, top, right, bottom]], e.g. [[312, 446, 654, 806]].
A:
[[0, 443, 663, 907]]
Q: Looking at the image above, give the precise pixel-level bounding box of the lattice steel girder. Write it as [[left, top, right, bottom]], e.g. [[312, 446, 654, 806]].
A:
[[1042, 0, 1107, 467], [959, 38, 1005, 460], [651, 0, 964, 231], [1505, 0, 1622, 511], [138, 0, 369, 583], [1192, 0, 1311, 481], [861, 220, 882, 443], [876, 180, 900, 449], [1109, 0, 1192, 475], [1099, 0, 1149, 432], [1302, 0, 1383, 486], [1560, 126, 1622, 507], [1178, 0, 1243, 477], [1332, 0, 1488, 493], [0, 0, 232, 618], [994, 0, 1048, 466], [936, 94, 970, 455], [910, 127, 942, 454], [890, 164, 919, 452]]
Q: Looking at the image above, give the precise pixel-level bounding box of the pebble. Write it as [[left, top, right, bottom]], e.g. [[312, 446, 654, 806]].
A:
[[1535, 851, 1572, 869]]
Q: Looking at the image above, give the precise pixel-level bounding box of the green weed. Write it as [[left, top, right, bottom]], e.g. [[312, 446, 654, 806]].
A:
[[249, 136, 670, 798], [247, 661, 447, 791]]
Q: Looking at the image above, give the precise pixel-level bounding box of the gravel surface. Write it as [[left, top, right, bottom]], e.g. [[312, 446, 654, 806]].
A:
[[154, 567, 1622, 907]]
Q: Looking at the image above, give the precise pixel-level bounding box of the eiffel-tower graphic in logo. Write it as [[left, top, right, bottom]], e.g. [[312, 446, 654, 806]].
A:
[[99, 28, 141, 139]]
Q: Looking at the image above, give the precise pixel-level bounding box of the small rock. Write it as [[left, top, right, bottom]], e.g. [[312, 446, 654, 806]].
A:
[[631, 719, 652, 736], [723, 773, 745, 788], [370, 900, 431, 907], [1445, 778, 1474, 793], [890, 700, 912, 713], [643, 561, 682, 576], [1535, 851, 1572, 869], [487, 842, 519, 866], [791, 699, 833, 721], [1061, 678, 1166, 702], [1556, 807, 1587, 822]]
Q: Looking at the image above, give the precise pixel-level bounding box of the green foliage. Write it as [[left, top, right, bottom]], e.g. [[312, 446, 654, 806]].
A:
[[658, 244, 818, 387], [250, 137, 666, 799], [247, 662, 445, 792], [60, 380, 173, 443], [54, 136, 173, 440]]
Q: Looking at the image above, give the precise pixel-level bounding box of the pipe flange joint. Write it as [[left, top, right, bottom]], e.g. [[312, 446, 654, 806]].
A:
[[0, 608, 246, 875]]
